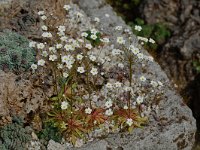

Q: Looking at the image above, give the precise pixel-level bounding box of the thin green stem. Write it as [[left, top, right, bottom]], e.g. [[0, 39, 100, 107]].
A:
[[128, 57, 133, 116]]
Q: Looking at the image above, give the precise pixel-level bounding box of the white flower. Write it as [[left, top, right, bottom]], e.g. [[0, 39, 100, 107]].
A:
[[72, 40, 80, 48], [149, 38, 155, 44], [91, 34, 97, 40], [112, 49, 122, 55], [115, 26, 122, 31], [101, 72, 105, 76], [136, 96, 144, 104], [38, 11, 45, 15], [90, 67, 98, 75], [61, 55, 75, 68], [49, 47, 56, 53], [41, 51, 48, 57], [81, 32, 88, 37], [137, 53, 144, 59], [37, 59, 45, 66], [118, 63, 124, 68], [92, 95, 99, 102], [61, 101, 68, 110], [106, 83, 113, 89], [124, 86, 132, 92], [58, 26, 66, 32], [138, 36, 148, 42], [31, 64, 37, 70], [57, 64, 63, 69], [49, 55, 57, 61], [126, 118, 133, 126], [115, 82, 122, 88], [135, 25, 142, 31], [105, 109, 113, 116], [63, 5, 71, 11], [129, 45, 140, 55], [41, 25, 48, 31], [89, 55, 96, 61], [91, 29, 98, 34], [76, 54, 83, 60], [105, 100, 113, 108], [150, 81, 158, 87], [85, 44, 92, 49], [77, 38, 84, 43], [60, 36, 68, 41], [140, 76, 146, 82], [76, 12, 84, 18], [124, 105, 128, 110], [100, 37, 110, 43], [29, 41, 36, 48], [41, 15, 47, 20], [63, 72, 69, 78], [94, 17, 100, 23], [57, 31, 65, 36], [85, 108, 92, 114], [56, 44, 63, 49], [37, 43, 45, 49], [158, 81, 164, 87], [42, 32, 52, 38], [77, 67, 85, 73], [124, 28, 131, 33], [64, 44, 74, 51], [147, 56, 154, 62], [67, 64, 73, 69], [105, 14, 110, 17], [117, 37, 125, 44]]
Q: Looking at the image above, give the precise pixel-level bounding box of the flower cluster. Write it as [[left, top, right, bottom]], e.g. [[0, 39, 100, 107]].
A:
[[30, 4, 164, 147]]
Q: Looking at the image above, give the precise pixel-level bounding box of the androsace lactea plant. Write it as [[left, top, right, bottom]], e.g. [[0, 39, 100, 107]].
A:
[[29, 3, 164, 147]]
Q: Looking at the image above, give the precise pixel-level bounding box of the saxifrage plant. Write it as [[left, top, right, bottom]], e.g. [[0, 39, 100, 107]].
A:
[[29, 4, 164, 147]]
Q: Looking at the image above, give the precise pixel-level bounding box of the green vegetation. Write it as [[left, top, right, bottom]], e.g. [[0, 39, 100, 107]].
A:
[[129, 18, 171, 50], [85, 30, 102, 46], [0, 116, 32, 150], [193, 61, 200, 73], [0, 30, 36, 72], [107, 0, 171, 51], [37, 122, 62, 143]]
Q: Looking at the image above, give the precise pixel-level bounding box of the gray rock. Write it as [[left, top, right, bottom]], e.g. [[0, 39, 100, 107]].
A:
[[0, 0, 196, 149], [141, 0, 200, 89], [71, 0, 196, 149]]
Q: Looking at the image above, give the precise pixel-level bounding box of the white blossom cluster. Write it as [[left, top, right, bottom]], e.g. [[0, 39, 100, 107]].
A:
[[29, 3, 164, 143]]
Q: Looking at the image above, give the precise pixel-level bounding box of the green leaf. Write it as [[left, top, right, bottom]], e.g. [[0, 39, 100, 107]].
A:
[[47, 112, 56, 117], [50, 96, 59, 101], [128, 126, 134, 133]]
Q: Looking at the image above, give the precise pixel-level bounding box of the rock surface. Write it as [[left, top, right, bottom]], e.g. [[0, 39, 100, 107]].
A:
[[140, 0, 200, 144], [0, 0, 197, 149], [140, 0, 200, 116], [0, 71, 53, 118], [71, 0, 197, 149]]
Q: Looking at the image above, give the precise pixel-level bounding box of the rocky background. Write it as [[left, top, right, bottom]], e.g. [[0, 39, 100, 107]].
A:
[[108, 0, 200, 148], [140, 0, 200, 147], [0, 0, 198, 149]]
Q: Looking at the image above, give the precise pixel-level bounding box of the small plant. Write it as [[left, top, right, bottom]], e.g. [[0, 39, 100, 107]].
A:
[[30, 5, 164, 146], [0, 30, 36, 72], [0, 116, 32, 150], [193, 60, 200, 73], [107, 0, 171, 51], [129, 18, 171, 51], [85, 30, 102, 46], [37, 122, 62, 143]]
